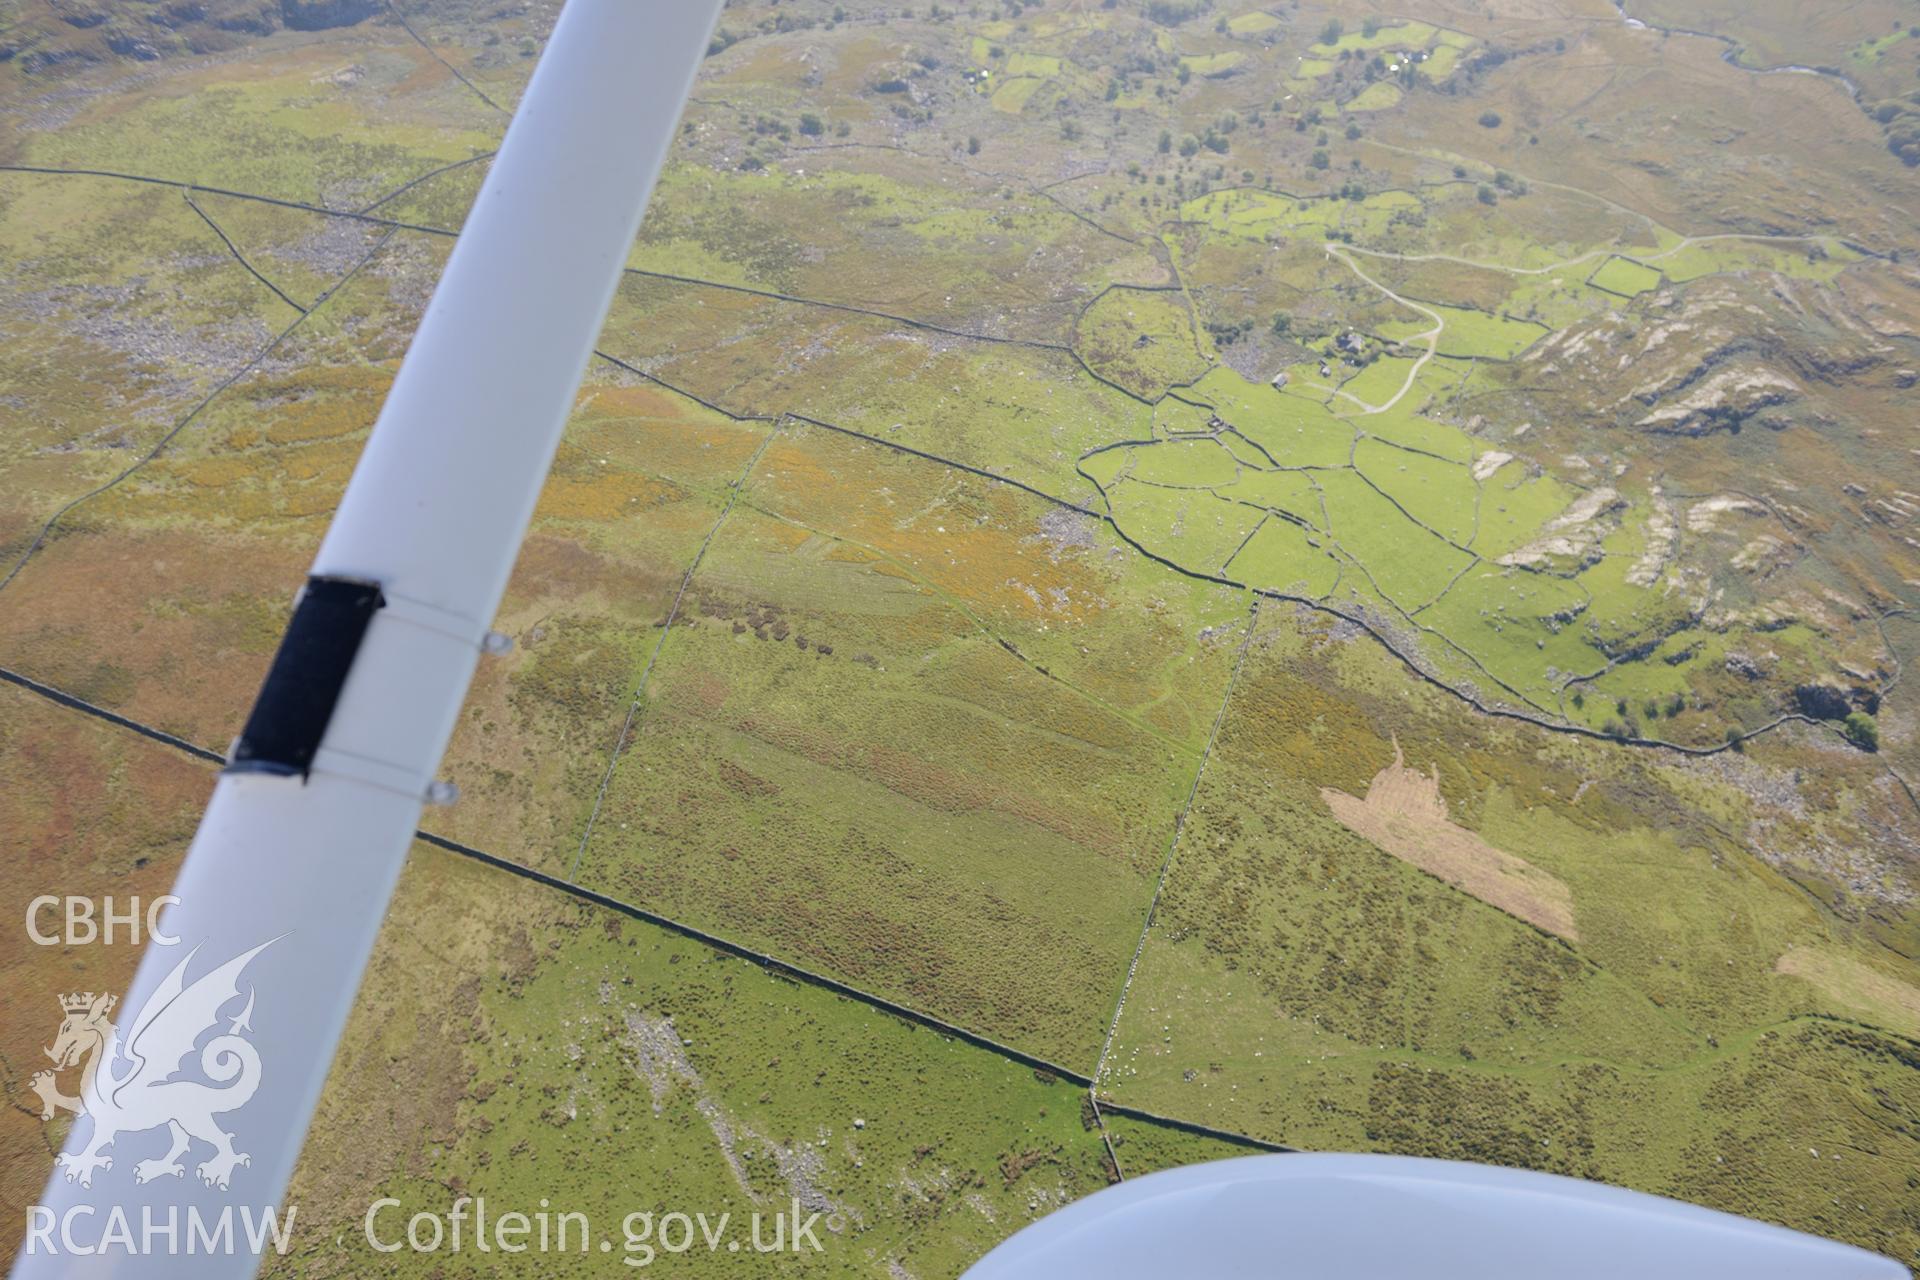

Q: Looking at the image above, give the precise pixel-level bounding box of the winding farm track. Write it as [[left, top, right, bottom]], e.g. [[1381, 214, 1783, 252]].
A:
[[1320, 242, 1443, 414]]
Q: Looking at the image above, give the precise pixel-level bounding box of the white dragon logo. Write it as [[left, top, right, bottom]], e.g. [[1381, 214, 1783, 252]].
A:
[[30, 938, 277, 1191]]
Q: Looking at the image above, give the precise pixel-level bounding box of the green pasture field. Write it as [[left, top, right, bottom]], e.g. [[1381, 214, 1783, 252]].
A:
[[1216, 467, 1327, 527], [1106, 477, 1267, 576], [1178, 368, 1357, 467], [1357, 402, 1477, 464], [1334, 356, 1421, 409], [1344, 82, 1403, 112], [991, 76, 1044, 112], [1378, 305, 1548, 360], [1352, 436, 1477, 544], [1180, 51, 1247, 76], [1125, 436, 1244, 487], [1587, 255, 1665, 297], [1650, 237, 1860, 284], [1225, 516, 1342, 597], [1419, 43, 1462, 79], [1005, 51, 1061, 77], [1311, 21, 1437, 56], [1074, 287, 1210, 399]]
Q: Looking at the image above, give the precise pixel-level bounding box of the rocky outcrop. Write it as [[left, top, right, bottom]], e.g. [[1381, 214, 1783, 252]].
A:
[[3, 0, 378, 73], [1495, 486, 1624, 571], [1635, 364, 1798, 436], [1794, 682, 1879, 720], [279, 0, 380, 31]]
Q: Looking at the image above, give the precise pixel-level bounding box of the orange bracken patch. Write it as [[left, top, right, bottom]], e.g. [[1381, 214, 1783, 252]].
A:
[[1321, 740, 1579, 941]]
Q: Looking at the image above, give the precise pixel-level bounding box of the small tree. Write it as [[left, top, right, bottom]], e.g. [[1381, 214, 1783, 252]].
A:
[[1843, 711, 1881, 752], [967, 134, 981, 154], [1320, 17, 1343, 44], [1478, 110, 1503, 128], [799, 113, 824, 136], [1310, 149, 1330, 170]]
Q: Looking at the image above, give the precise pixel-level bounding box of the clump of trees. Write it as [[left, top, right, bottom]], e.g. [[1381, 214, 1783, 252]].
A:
[[1146, 0, 1208, 25], [1844, 710, 1880, 752], [1205, 316, 1256, 346]]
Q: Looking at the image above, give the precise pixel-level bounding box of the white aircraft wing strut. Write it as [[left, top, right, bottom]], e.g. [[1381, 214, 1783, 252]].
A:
[[13, 2, 719, 1275]]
